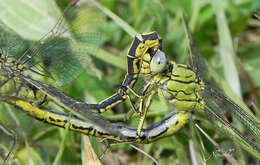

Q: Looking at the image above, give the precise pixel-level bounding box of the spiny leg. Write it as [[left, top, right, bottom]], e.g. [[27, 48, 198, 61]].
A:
[[123, 81, 155, 123], [137, 90, 156, 136], [120, 90, 140, 117]]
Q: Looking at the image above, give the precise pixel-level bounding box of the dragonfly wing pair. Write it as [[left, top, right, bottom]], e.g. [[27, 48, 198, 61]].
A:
[[0, 2, 103, 87], [183, 15, 260, 158]]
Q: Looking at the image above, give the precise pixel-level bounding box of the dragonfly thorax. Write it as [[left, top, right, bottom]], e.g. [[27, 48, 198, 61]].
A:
[[0, 54, 25, 73], [0, 53, 46, 104], [157, 60, 205, 111]]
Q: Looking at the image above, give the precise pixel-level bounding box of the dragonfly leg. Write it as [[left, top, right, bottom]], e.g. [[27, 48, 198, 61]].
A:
[[123, 79, 157, 123], [137, 90, 156, 136], [125, 85, 142, 98], [123, 109, 135, 122], [125, 94, 140, 115], [34, 94, 48, 106]]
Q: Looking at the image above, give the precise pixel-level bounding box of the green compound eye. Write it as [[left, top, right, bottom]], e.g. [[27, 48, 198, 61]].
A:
[[150, 50, 167, 73]]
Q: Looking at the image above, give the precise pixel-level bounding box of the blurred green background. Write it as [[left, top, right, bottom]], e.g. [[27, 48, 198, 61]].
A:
[[0, 0, 259, 164]]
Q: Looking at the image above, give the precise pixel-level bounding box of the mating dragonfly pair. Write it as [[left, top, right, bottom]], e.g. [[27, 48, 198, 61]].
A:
[[0, 0, 259, 163]]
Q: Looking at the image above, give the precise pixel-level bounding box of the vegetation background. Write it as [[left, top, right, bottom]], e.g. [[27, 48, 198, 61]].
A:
[[0, 0, 259, 164]]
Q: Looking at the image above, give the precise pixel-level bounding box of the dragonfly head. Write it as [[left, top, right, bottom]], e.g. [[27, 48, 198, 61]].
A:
[[140, 50, 167, 77], [150, 50, 167, 73]]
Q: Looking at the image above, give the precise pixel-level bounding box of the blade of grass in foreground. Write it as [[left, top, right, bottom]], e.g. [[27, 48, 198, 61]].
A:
[[211, 0, 241, 97]]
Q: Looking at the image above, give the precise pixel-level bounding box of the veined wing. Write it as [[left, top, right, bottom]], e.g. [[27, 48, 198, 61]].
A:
[[203, 86, 260, 154], [0, 3, 106, 160], [0, 0, 103, 87], [182, 15, 260, 158], [0, 61, 118, 140], [204, 86, 260, 141]]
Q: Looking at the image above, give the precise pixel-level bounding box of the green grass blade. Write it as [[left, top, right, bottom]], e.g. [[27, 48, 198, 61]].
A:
[[211, 0, 241, 97], [0, 0, 61, 40], [88, 0, 137, 38]]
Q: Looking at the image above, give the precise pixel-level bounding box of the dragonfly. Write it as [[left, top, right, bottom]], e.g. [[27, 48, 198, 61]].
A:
[[114, 16, 260, 161], [23, 14, 259, 163], [0, 0, 163, 119], [0, 0, 259, 164], [0, 73, 186, 164], [0, 0, 106, 163], [70, 13, 260, 162], [0, 0, 113, 121], [0, 1, 181, 163], [0, 3, 214, 164], [130, 22, 260, 161], [77, 12, 260, 162], [0, 30, 185, 163]]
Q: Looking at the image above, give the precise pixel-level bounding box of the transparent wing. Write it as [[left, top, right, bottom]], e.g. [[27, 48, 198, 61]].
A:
[[0, 23, 29, 59], [0, 2, 104, 86], [204, 105, 260, 158], [203, 86, 260, 140], [203, 86, 260, 158], [182, 14, 260, 157], [0, 74, 127, 140]]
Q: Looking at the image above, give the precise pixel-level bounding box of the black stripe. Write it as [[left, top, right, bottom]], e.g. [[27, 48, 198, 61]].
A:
[[159, 39, 163, 50], [98, 91, 125, 109], [148, 127, 168, 140], [169, 79, 197, 84], [128, 37, 142, 57], [141, 32, 158, 41], [169, 97, 198, 103], [163, 87, 194, 96], [122, 75, 137, 88], [178, 65, 193, 71], [127, 57, 136, 75]]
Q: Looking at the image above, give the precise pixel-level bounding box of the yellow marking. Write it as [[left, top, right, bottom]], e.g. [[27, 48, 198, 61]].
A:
[[143, 53, 151, 62], [196, 100, 205, 110], [159, 76, 169, 84], [142, 61, 150, 67], [165, 80, 197, 94], [132, 58, 141, 74], [171, 70, 196, 82], [129, 79, 137, 86], [147, 112, 190, 143], [15, 100, 46, 119], [176, 92, 197, 100], [140, 67, 151, 75], [158, 89, 174, 98], [135, 43, 146, 57], [142, 32, 155, 35], [99, 100, 124, 112], [17, 64, 24, 71], [144, 40, 159, 49], [164, 111, 190, 136], [170, 99, 197, 111]]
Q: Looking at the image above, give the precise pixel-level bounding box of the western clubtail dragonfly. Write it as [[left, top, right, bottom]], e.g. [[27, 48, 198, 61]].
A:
[[0, 0, 259, 164]]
